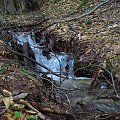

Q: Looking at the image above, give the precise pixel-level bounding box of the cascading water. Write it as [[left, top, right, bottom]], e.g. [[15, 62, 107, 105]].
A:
[[13, 32, 74, 80], [68, 54, 74, 79]]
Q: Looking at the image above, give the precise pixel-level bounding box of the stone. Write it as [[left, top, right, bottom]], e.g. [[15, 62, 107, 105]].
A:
[[81, 35, 88, 40]]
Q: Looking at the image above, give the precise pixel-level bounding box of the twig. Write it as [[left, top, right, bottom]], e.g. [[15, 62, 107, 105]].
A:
[[95, 65, 119, 98], [0, 15, 49, 31], [39, 76, 72, 107], [18, 99, 46, 120], [38, 106, 76, 119], [0, 107, 6, 116], [98, 6, 120, 14], [74, 63, 119, 97], [57, 89, 71, 108], [100, 111, 120, 120]]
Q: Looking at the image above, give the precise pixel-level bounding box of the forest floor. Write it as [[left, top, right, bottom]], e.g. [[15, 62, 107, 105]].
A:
[[0, 0, 120, 120]]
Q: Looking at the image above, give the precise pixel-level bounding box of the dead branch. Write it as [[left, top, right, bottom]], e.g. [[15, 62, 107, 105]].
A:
[[98, 111, 120, 120], [95, 65, 119, 98], [0, 15, 49, 31], [37, 106, 76, 119], [39, 0, 112, 37], [33, 0, 112, 33], [0, 107, 6, 116], [37, 105, 93, 119], [54, 0, 111, 22], [18, 99, 46, 120], [98, 6, 120, 14]]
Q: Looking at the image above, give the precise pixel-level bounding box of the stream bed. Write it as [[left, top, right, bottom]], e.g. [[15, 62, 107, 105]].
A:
[[55, 79, 120, 119]]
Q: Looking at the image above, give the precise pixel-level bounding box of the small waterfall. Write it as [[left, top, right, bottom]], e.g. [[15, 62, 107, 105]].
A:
[[13, 32, 74, 80]]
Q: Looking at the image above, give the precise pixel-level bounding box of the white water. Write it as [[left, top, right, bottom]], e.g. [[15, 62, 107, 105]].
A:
[[13, 32, 74, 80]]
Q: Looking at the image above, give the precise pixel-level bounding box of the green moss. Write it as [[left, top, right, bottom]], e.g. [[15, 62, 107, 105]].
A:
[[77, 0, 89, 10], [85, 17, 93, 25]]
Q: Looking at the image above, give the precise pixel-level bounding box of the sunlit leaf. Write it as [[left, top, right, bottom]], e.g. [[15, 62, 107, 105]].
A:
[[14, 111, 22, 118], [85, 18, 92, 25], [77, 0, 89, 10], [3, 97, 13, 109], [27, 115, 38, 120], [13, 104, 25, 109]]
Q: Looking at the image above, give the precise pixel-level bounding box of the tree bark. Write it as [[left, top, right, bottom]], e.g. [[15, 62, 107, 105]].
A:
[[0, 0, 43, 14]]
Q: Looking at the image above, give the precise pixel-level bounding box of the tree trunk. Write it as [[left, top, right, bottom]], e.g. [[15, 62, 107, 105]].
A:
[[0, 0, 43, 14]]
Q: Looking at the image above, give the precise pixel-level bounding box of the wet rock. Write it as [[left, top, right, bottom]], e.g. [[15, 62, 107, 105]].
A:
[[95, 104, 119, 113], [100, 82, 108, 89], [56, 79, 92, 89]]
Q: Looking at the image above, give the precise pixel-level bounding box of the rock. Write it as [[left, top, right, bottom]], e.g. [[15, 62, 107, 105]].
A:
[[47, 24, 56, 31], [108, 25, 113, 29], [57, 28, 67, 35], [81, 35, 88, 40], [101, 36, 109, 39], [108, 24, 119, 29], [95, 104, 119, 113], [100, 31, 107, 35], [78, 26, 83, 30], [113, 24, 119, 28]]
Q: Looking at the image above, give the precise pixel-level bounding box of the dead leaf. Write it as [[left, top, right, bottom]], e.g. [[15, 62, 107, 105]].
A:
[[3, 97, 14, 109], [26, 110, 37, 114], [85, 49, 91, 54], [3, 89, 12, 97]]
